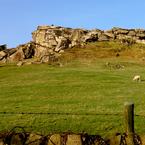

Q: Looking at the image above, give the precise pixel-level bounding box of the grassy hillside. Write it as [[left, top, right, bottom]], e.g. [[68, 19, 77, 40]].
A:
[[59, 41, 145, 63], [0, 41, 145, 136]]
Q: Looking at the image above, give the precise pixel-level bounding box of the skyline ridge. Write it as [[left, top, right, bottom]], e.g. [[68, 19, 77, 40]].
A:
[[0, 0, 145, 47]]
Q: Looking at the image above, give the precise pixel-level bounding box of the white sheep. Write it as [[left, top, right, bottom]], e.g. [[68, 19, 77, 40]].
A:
[[133, 75, 141, 82]]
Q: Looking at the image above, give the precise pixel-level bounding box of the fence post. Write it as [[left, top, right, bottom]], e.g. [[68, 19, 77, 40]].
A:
[[124, 102, 135, 145]]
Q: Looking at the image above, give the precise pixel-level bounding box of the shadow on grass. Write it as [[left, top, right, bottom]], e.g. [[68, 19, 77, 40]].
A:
[[0, 65, 4, 68]]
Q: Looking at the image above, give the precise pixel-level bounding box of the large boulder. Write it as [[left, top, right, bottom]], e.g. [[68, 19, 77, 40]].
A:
[[98, 33, 112, 41], [70, 29, 88, 47], [32, 26, 87, 61], [55, 36, 70, 52], [0, 51, 7, 61], [128, 30, 136, 36], [0, 45, 8, 62], [111, 27, 129, 35], [22, 42, 35, 59], [8, 48, 25, 62], [82, 29, 101, 42], [33, 26, 88, 49], [136, 33, 145, 39], [7, 42, 35, 62]]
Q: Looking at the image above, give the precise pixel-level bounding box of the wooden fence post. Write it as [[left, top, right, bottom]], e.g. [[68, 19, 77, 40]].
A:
[[124, 102, 135, 145]]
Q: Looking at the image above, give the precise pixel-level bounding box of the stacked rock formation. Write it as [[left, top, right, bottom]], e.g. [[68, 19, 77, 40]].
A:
[[1, 25, 145, 64], [0, 42, 35, 63]]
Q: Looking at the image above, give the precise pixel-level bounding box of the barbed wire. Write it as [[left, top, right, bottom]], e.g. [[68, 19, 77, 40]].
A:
[[0, 111, 145, 118]]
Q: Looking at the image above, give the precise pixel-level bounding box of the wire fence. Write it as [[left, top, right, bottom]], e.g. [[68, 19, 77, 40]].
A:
[[0, 111, 125, 134], [0, 111, 145, 117], [0, 107, 144, 145], [0, 110, 145, 135]]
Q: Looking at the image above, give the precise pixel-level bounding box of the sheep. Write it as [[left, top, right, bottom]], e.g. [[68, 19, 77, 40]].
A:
[[133, 75, 141, 82]]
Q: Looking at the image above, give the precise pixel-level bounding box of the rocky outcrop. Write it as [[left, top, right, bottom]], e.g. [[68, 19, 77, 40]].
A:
[[32, 26, 88, 61], [0, 42, 35, 63], [1, 25, 145, 64], [31, 26, 145, 63], [105, 27, 145, 43]]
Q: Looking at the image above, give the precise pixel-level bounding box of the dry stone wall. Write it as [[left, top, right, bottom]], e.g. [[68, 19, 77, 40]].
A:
[[1, 25, 145, 64], [0, 132, 143, 145]]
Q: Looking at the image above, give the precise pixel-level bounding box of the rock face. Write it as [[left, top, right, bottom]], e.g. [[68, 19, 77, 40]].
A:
[[1, 25, 145, 64], [32, 26, 88, 62], [0, 42, 35, 63]]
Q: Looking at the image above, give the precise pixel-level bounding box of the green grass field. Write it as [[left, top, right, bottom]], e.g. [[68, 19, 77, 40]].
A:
[[1, 41, 145, 137]]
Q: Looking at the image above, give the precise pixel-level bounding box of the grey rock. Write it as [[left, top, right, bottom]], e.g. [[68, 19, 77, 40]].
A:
[[8, 48, 25, 62], [82, 30, 99, 42], [136, 33, 145, 39], [0, 51, 7, 60], [98, 33, 111, 41], [128, 31, 136, 36], [111, 27, 129, 34]]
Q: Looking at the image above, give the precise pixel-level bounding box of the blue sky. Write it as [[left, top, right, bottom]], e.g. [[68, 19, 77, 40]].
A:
[[0, 0, 145, 48]]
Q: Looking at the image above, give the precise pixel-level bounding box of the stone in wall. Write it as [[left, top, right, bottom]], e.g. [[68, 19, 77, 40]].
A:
[[66, 134, 82, 145], [47, 134, 61, 145], [26, 133, 43, 145]]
